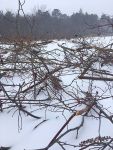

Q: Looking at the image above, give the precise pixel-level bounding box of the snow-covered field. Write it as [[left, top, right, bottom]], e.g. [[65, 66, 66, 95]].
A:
[[1, 36, 113, 150]]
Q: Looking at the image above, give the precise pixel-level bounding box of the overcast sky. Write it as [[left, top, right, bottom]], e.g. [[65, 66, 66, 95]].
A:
[[0, 0, 113, 16]]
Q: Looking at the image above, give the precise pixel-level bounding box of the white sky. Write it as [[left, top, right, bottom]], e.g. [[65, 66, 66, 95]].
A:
[[0, 0, 113, 16]]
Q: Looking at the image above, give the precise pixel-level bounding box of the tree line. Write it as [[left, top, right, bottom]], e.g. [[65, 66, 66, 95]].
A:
[[0, 9, 112, 40]]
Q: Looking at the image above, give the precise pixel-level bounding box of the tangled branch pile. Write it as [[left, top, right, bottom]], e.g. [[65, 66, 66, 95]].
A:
[[1, 36, 113, 149]]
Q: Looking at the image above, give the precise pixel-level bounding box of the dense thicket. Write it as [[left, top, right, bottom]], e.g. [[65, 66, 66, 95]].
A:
[[0, 9, 112, 40]]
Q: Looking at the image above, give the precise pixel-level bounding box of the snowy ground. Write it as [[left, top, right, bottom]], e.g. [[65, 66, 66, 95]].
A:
[[1, 36, 113, 150]]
